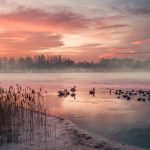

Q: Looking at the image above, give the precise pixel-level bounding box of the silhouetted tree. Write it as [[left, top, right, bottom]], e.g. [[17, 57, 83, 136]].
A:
[[0, 55, 149, 72]]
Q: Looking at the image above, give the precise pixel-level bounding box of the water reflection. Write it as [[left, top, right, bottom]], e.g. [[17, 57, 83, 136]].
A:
[[46, 89, 150, 149], [0, 73, 150, 149]]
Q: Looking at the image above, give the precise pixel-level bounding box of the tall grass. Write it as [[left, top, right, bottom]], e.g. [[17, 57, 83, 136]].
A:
[[0, 84, 52, 145]]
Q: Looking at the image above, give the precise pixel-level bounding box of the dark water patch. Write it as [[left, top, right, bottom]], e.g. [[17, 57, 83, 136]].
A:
[[113, 128, 150, 149]]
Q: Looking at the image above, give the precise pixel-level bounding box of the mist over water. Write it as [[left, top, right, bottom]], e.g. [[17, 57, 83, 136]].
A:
[[0, 72, 150, 149]]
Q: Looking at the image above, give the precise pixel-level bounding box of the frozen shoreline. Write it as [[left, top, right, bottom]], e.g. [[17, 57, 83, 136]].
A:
[[1, 115, 144, 150]]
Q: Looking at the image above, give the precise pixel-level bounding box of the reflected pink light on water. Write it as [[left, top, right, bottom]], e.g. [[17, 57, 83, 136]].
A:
[[0, 73, 150, 148]]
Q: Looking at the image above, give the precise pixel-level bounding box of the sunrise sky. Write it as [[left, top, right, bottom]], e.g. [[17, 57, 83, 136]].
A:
[[0, 0, 149, 61]]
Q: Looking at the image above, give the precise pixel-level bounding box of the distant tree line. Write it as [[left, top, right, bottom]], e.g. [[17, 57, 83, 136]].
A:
[[0, 55, 150, 72]]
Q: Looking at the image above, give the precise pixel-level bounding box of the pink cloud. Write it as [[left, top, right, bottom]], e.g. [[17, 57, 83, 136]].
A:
[[0, 8, 132, 60], [99, 47, 136, 59], [106, 47, 133, 52], [0, 8, 87, 33], [0, 32, 63, 56], [132, 39, 150, 45], [0, 8, 128, 33]]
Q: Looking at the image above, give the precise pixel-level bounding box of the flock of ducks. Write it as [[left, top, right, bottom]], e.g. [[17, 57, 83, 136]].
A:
[[58, 87, 150, 102], [112, 89, 150, 102], [58, 86, 76, 98], [57, 86, 95, 98]]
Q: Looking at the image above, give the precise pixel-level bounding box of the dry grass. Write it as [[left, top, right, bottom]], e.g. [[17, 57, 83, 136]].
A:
[[0, 84, 51, 145]]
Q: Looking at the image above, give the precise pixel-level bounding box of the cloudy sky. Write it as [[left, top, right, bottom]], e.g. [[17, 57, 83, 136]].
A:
[[0, 0, 149, 61]]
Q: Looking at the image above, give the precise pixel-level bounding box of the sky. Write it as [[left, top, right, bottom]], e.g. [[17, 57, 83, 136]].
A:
[[0, 0, 149, 61]]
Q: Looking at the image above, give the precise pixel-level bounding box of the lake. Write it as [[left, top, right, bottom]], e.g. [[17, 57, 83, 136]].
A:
[[0, 72, 150, 149]]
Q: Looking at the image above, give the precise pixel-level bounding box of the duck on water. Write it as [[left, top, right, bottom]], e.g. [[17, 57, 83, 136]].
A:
[[58, 89, 69, 97], [58, 86, 76, 97], [89, 88, 95, 96]]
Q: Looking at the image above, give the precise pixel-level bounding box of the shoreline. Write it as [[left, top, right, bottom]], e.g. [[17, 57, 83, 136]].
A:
[[1, 115, 145, 150]]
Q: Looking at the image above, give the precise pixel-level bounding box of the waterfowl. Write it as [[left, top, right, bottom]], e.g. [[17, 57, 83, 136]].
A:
[[64, 89, 70, 95], [89, 88, 95, 95], [58, 90, 66, 97], [127, 97, 131, 100], [123, 95, 127, 98], [70, 86, 76, 92], [143, 94, 146, 97], [137, 98, 141, 101], [109, 90, 112, 95]]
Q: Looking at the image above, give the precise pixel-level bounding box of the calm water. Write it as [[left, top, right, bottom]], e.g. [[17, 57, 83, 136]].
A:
[[0, 72, 150, 149]]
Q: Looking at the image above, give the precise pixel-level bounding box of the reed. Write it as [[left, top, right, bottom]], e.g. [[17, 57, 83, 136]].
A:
[[0, 84, 52, 145]]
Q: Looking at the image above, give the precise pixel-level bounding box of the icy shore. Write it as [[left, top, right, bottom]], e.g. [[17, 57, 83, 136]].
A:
[[0, 115, 145, 150]]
